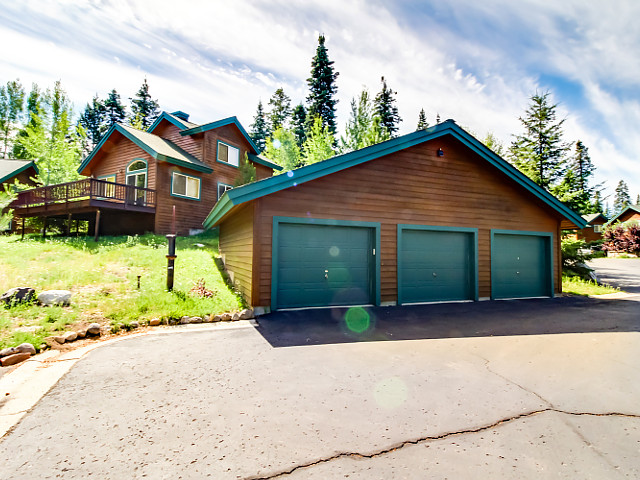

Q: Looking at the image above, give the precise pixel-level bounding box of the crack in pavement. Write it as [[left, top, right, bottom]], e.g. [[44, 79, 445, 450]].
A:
[[245, 409, 640, 480]]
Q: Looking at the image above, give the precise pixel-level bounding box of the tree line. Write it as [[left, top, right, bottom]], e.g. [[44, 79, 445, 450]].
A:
[[0, 79, 161, 185]]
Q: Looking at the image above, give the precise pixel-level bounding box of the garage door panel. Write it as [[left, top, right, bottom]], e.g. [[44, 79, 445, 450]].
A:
[[399, 227, 476, 304]]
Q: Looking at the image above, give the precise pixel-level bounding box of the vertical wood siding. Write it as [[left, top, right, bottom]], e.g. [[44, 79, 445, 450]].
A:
[[246, 137, 563, 306], [219, 202, 254, 304]]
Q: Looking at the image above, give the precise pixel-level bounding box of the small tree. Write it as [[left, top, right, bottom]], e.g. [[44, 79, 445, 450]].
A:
[[103, 89, 126, 127], [561, 237, 594, 279], [233, 153, 257, 187], [374, 76, 402, 136], [483, 132, 504, 156], [0, 189, 15, 230], [250, 100, 269, 153], [0, 79, 25, 158], [130, 78, 160, 129], [302, 116, 335, 165], [268, 88, 292, 131], [613, 180, 631, 214], [264, 127, 301, 172], [291, 104, 307, 149], [416, 108, 428, 130]]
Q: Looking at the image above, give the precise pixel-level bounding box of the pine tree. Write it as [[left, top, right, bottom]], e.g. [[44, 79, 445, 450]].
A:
[[341, 89, 374, 153], [508, 91, 569, 189], [233, 153, 257, 187], [306, 35, 339, 135], [291, 104, 307, 149], [591, 191, 604, 214], [130, 78, 160, 129], [0, 80, 25, 158], [12, 84, 42, 159], [250, 101, 269, 153], [416, 109, 428, 130], [302, 116, 335, 165], [103, 89, 126, 127], [264, 128, 301, 172], [636, 194, 640, 206], [268, 88, 292, 131], [78, 95, 106, 147], [558, 140, 599, 214], [613, 180, 631, 214], [374, 77, 402, 136]]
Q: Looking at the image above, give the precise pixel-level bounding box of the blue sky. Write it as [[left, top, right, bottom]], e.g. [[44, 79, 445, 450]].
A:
[[1, 0, 638, 206]]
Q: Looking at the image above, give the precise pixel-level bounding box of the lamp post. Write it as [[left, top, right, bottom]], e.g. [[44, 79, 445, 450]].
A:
[[166, 234, 176, 292]]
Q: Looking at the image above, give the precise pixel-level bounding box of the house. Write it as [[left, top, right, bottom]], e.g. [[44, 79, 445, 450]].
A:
[[573, 213, 608, 243], [0, 158, 39, 231], [204, 120, 586, 311], [11, 112, 281, 236], [607, 205, 640, 225]]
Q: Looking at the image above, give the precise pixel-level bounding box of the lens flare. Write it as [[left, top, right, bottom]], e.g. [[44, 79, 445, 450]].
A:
[[287, 171, 293, 177], [374, 377, 408, 409], [344, 307, 370, 333], [329, 245, 340, 257]]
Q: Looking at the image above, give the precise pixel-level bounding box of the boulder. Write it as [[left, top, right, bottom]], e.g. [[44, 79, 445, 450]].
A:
[[38, 290, 72, 307], [53, 335, 66, 344], [238, 308, 254, 320], [220, 312, 232, 321], [149, 318, 161, 327], [231, 312, 241, 321], [1, 352, 31, 367], [63, 331, 78, 342], [76, 328, 87, 339], [129, 321, 140, 329], [16, 343, 36, 355], [190, 316, 203, 324], [203, 314, 212, 323], [1, 287, 36, 307], [180, 316, 191, 324], [87, 323, 101, 336], [0, 347, 19, 358], [212, 314, 222, 322]]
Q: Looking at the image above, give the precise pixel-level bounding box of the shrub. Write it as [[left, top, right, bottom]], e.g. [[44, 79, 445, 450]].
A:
[[602, 221, 640, 255], [561, 238, 594, 280]]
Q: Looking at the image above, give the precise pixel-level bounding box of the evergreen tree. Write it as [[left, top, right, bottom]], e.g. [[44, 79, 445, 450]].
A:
[[264, 128, 301, 172], [303, 116, 335, 165], [508, 91, 569, 189], [268, 88, 292, 131], [291, 104, 307, 149], [436, 113, 441, 124], [249, 100, 269, 153], [0, 80, 25, 158], [306, 35, 339, 135], [363, 115, 391, 146], [557, 140, 599, 214], [12, 84, 42, 159], [374, 76, 402, 136], [483, 132, 504, 156], [636, 193, 640, 206], [130, 78, 160, 129], [233, 153, 257, 187], [591, 191, 604, 214], [78, 95, 106, 147], [341, 89, 374, 153], [416, 108, 428, 130], [103, 89, 126, 127], [613, 180, 631, 214]]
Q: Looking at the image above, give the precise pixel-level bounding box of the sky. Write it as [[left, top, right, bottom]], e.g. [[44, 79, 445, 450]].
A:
[[1, 0, 638, 205]]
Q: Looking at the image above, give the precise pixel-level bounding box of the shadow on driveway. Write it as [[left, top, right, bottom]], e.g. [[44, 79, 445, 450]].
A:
[[257, 295, 640, 348]]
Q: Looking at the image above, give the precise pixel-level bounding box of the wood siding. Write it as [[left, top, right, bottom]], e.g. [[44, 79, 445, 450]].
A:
[[244, 137, 563, 306], [151, 121, 203, 159], [219, 202, 254, 304], [617, 211, 640, 223]]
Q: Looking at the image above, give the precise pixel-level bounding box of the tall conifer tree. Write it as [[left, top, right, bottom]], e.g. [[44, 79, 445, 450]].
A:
[[268, 88, 292, 131], [374, 76, 402, 136], [613, 180, 631, 214], [306, 35, 339, 135], [130, 78, 160, 129], [416, 108, 428, 130], [291, 104, 307, 149], [0, 80, 25, 158], [250, 101, 269, 153], [104, 89, 126, 127], [78, 95, 106, 147]]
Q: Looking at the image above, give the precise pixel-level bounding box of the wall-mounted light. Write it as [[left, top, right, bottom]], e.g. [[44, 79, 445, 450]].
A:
[[437, 148, 444, 157]]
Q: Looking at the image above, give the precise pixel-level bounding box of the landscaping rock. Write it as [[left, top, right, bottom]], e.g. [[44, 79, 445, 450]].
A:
[[239, 308, 254, 320], [76, 328, 87, 339], [0, 347, 19, 358], [53, 335, 66, 344], [203, 314, 211, 323], [180, 316, 191, 324], [130, 321, 140, 329], [232, 312, 241, 321], [38, 290, 72, 307], [1, 287, 36, 307], [63, 331, 78, 342], [149, 318, 161, 327], [87, 323, 101, 336], [190, 316, 203, 324], [212, 314, 222, 322], [16, 343, 36, 355], [220, 313, 232, 321], [1, 352, 31, 367]]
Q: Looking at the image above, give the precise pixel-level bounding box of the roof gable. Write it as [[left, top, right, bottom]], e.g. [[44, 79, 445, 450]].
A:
[[204, 120, 587, 229], [180, 116, 260, 154], [0, 159, 39, 184], [78, 123, 213, 175], [608, 205, 640, 224], [147, 111, 198, 134], [582, 213, 608, 225]]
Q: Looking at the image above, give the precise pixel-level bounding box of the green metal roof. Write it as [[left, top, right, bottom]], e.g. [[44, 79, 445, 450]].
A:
[[147, 111, 199, 133], [248, 153, 282, 171], [180, 116, 261, 155], [607, 205, 640, 224], [203, 119, 587, 230], [0, 159, 39, 185], [78, 123, 213, 174], [582, 213, 607, 225]]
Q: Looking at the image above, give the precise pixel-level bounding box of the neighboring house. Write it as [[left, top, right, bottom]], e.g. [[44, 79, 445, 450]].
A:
[[607, 205, 640, 225], [204, 120, 586, 311], [0, 159, 39, 231], [574, 213, 608, 243], [11, 111, 281, 236]]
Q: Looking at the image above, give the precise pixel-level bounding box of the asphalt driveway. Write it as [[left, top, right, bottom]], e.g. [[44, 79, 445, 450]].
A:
[[589, 257, 640, 293], [1, 294, 640, 479]]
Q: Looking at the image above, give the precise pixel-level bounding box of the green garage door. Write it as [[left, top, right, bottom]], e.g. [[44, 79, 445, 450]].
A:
[[492, 232, 552, 299], [275, 222, 375, 309], [398, 227, 476, 304]]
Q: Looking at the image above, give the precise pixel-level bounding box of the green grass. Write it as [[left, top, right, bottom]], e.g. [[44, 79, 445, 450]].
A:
[[562, 275, 620, 296], [0, 231, 242, 350]]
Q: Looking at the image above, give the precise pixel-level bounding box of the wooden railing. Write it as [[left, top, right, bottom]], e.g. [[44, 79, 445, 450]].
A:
[[11, 178, 156, 210]]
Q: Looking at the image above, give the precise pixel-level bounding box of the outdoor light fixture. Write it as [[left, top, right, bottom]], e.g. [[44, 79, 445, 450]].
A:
[[437, 148, 444, 157]]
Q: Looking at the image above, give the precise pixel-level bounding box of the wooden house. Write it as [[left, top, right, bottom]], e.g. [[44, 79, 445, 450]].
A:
[[608, 205, 640, 225], [0, 159, 39, 231], [11, 112, 280, 236], [204, 120, 586, 310], [574, 213, 607, 243]]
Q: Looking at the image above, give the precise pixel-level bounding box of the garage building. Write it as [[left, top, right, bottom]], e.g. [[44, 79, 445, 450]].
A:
[[204, 120, 585, 311]]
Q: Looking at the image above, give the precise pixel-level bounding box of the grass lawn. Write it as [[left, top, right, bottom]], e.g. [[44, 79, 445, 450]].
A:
[[562, 275, 620, 296], [0, 232, 242, 350]]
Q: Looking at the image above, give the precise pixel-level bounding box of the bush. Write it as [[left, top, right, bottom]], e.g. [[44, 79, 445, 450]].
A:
[[561, 238, 594, 280], [602, 221, 640, 255]]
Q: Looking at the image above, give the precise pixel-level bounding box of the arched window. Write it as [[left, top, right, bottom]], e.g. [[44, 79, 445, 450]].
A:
[[126, 159, 147, 204]]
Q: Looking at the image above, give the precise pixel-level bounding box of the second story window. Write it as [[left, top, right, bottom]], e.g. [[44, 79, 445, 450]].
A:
[[593, 224, 603, 233], [172, 172, 201, 200], [217, 142, 240, 167]]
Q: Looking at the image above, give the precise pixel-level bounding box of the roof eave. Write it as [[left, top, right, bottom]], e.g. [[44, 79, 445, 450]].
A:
[[180, 116, 260, 154], [0, 161, 38, 185], [157, 154, 213, 173], [248, 153, 283, 171]]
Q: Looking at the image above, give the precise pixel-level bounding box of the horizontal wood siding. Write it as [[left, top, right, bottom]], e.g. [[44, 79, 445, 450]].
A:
[[152, 121, 203, 159], [252, 137, 562, 306], [219, 203, 254, 304]]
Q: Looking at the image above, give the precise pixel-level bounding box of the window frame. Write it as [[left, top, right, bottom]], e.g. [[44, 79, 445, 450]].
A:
[[217, 182, 233, 200], [216, 141, 240, 168], [96, 174, 117, 199], [171, 171, 202, 201], [593, 224, 603, 233]]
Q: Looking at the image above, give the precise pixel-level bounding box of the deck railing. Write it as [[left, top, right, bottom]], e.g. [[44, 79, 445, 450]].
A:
[[11, 178, 156, 210]]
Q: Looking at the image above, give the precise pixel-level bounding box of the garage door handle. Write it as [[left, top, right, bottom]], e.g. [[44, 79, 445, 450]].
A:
[[324, 269, 329, 279]]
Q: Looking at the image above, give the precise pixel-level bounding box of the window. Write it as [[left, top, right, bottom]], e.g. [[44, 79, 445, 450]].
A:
[[97, 174, 116, 198], [126, 159, 147, 205], [218, 183, 233, 199], [593, 224, 603, 233], [217, 142, 240, 167], [172, 172, 201, 200]]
